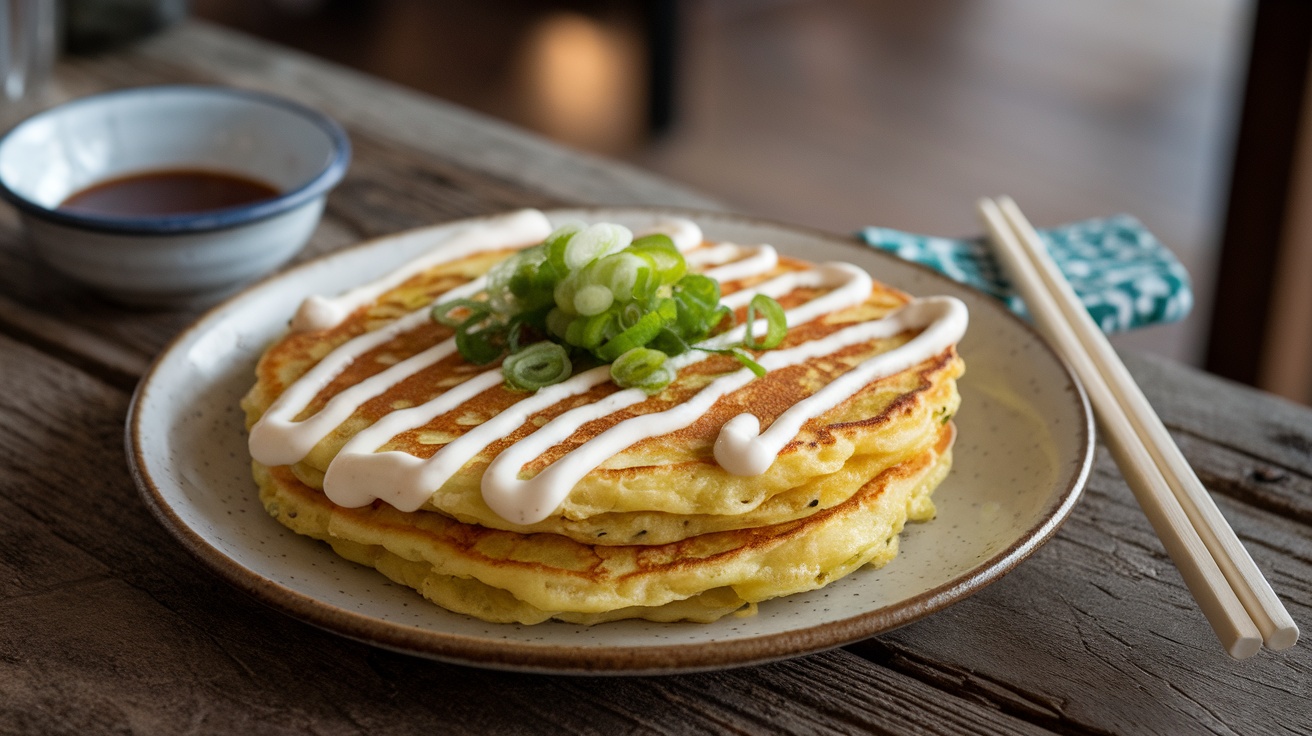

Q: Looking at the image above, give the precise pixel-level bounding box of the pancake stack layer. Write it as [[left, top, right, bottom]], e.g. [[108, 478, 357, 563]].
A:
[[243, 212, 966, 624]]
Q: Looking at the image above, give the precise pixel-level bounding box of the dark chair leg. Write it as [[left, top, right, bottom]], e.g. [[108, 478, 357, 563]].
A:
[[1205, 0, 1312, 384], [644, 0, 678, 136]]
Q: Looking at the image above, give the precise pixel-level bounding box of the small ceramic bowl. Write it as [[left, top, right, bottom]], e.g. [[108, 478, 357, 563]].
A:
[[0, 85, 350, 306]]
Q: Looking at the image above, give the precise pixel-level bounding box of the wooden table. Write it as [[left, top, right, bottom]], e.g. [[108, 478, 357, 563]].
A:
[[2, 21, 1308, 735]]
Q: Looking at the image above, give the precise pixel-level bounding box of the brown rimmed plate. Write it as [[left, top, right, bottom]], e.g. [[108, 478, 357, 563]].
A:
[[127, 207, 1093, 675]]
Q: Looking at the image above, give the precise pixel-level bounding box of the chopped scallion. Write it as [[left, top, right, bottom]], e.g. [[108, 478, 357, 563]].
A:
[[431, 220, 791, 392], [744, 294, 787, 350], [503, 342, 572, 390]]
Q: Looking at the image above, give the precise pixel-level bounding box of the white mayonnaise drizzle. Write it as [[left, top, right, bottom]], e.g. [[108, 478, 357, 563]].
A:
[[250, 216, 968, 526], [684, 243, 745, 268], [250, 278, 483, 466], [713, 297, 967, 475], [316, 264, 867, 515], [702, 245, 778, 284], [322, 366, 621, 511], [479, 295, 965, 524], [253, 214, 706, 468], [637, 219, 703, 253], [289, 209, 552, 333]]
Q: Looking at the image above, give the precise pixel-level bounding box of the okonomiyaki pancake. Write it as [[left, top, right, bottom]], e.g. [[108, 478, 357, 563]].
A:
[[243, 209, 968, 623], [254, 424, 953, 624], [268, 350, 960, 545]]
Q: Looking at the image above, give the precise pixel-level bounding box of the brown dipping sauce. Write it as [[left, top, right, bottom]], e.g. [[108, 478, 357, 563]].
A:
[[59, 169, 281, 217]]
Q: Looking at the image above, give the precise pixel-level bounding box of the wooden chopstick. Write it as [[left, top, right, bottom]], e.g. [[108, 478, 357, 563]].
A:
[[977, 197, 1297, 658], [991, 196, 1299, 652]]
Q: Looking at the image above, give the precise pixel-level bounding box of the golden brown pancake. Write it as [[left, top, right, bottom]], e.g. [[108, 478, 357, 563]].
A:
[[243, 251, 963, 529], [255, 425, 953, 624], [242, 222, 965, 623]]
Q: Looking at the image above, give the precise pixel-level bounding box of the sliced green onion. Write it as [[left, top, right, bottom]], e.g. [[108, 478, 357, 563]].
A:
[[618, 347, 663, 377], [486, 246, 537, 313], [649, 325, 692, 356], [712, 304, 735, 332], [505, 309, 548, 354], [611, 347, 675, 394], [431, 298, 491, 328], [597, 309, 668, 362], [432, 220, 788, 395], [700, 346, 767, 377], [590, 252, 648, 302], [573, 283, 614, 316], [544, 222, 585, 274], [530, 258, 561, 291], [455, 316, 508, 365], [620, 301, 644, 329], [572, 311, 614, 350], [503, 342, 572, 390], [664, 274, 721, 343], [546, 307, 573, 339], [630, 262, 656, 301], [629, 235, 686, 284], [744, 294, 787, 350], [564, 223, 632, 271], [502, 245, 546, 293], [654, 297, 678, 323], [731, 348, 768, 377], [675, 273, 720, 308], [554, 273, 580, 316], [635, 365, 675, 393]]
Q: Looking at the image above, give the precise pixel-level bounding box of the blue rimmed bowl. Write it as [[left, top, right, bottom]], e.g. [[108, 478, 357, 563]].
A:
[[0, 85, 350, 306]]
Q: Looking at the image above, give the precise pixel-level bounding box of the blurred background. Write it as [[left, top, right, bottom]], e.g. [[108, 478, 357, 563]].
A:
[[79, 0, 1312, 402]]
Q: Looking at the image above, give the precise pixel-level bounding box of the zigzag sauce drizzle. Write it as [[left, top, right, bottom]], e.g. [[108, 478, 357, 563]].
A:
[[480, 295, 966, 525], [690, 243, 779, 283], [290, 209, 554, 333], [321, 263, 869, 514], [713, 297, 968, 476], [318, 262, 963, 526], [252, 214, 706, 467], [251, 283, 478, 466], [251, 221, 966, 527]]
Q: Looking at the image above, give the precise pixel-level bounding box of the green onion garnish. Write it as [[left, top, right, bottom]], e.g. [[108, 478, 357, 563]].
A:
[[454, 313, 508, 365], [610, 347, 669, 390], [431, 298, 491, 327], [504, 342, 573, 390], [744, 293, 787, 350], [431, 222, 789, 393], [596, 309, 667, 362]]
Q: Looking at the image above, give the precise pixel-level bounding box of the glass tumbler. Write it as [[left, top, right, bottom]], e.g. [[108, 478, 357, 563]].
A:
[[0, 0, 56, 102]]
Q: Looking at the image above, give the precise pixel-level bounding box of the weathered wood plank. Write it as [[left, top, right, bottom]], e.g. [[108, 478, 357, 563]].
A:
[[0, 334, 1056, 735], [315, 129, 567, 242], [847, 373, 1312, 736], [0, 494, 109, 600], [1177, 430, 1312, 529], [0, 293, 148, 392], [1126, 351, 1312, 475]]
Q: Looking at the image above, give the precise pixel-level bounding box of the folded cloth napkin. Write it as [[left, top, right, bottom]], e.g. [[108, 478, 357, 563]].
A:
[[856, 214, 1192, 333]]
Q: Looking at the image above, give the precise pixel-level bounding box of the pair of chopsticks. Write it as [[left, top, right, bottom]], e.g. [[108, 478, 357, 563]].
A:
[[977, 196, 1298, 659]]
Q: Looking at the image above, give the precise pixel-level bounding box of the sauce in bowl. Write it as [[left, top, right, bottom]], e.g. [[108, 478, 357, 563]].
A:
[[60, 169, 280, 217]]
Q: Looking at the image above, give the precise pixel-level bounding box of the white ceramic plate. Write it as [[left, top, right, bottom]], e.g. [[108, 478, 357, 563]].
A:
[[127, 207, 1093, 674]]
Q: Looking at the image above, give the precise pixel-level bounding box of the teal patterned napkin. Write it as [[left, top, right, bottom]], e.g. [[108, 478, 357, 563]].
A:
[[856, 214, 1192, 333]]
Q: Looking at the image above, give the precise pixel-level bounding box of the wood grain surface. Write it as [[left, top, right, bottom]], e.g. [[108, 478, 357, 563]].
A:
[[0, 20, 1308, 736]]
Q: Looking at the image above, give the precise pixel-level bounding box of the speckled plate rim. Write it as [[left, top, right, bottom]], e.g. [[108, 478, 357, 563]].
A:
[[127, 206, 1094, 675]]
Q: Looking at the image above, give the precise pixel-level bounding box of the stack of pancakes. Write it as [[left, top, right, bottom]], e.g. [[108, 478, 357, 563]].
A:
[[243, 233, 964, 625]]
